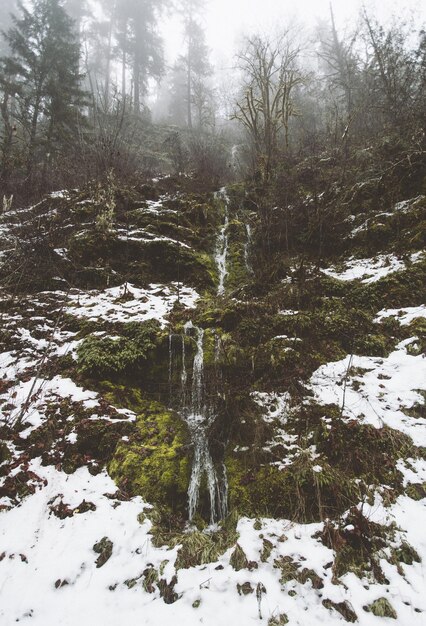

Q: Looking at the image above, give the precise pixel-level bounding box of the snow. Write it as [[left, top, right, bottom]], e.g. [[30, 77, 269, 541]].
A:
[[1, 462, 425, 625], [310, 340, 426, 445], [1, 189, 426, 625], [322, 252, 424, 284], [348, 195, 425, 238], [2, 375, 99, 432], [67, 282, 199, 327], [375, 305, 426, 325], [251, 391, 289, 422]]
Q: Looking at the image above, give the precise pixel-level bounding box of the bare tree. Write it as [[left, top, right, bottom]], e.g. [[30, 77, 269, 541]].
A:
[[233, 31, 304, 182]]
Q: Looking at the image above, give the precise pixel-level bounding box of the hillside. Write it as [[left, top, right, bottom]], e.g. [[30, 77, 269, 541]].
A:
[[0, 172, 425, 626]]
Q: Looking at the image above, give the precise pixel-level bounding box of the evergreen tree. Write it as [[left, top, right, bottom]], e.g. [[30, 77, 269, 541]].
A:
[[176, 0, 213, 129], [0, 0, 86, 190], [115, 0, 166, 115]]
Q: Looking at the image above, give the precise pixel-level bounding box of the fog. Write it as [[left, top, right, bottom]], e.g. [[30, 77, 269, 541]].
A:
[[161, 0, 425, 64], [1, 0, 425, 197]]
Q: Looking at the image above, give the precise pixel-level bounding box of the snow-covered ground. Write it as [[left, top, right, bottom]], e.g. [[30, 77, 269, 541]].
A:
[[321, 252, 423, 284], [1, 459, 425, 626], [67, 282, 199, 327], [310, 338, 426, 444], [1, 189, 425, 625], [375, 305, 426, 325]]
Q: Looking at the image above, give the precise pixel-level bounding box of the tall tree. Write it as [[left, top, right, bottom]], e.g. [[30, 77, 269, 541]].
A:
[[84, 0, 117, 110], [176, 0, 212, 129], [120, 0, 165, 115], [1, 0, 86, 189], [233, 32, 304, 181], [362, 11, 417, 129]]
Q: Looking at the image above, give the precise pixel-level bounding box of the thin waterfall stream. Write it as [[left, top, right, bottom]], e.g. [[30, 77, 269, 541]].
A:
[[169, 321, 228, 524], [167, 187, 233, 523], [244, 223, 253, 274], [215, 188, 230, 296]]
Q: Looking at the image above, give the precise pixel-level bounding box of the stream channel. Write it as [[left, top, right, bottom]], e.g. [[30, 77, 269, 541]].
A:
[[168, 188, 231, 524]]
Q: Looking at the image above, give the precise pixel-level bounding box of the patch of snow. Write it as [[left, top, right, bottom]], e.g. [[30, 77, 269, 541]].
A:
[[322, 252, 423, 284], [67, 282, 199, 328], [252, 392, 289, 423], [310, 342, 426, 445], [375, 305, 426, 325], [0, 460, 425, 624]]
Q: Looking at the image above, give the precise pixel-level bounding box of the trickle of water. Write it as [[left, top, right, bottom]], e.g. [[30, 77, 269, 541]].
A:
[[244, 223, 253, 274], [168, 333, 173, 398], [230, 144, 239, 175], [181, 326, 187, 408], [215, 188, 230, 296], [174, 322, 228, 524]]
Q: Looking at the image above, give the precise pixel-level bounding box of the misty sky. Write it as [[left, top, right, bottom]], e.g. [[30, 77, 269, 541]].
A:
[[161, 0, 426, 65]]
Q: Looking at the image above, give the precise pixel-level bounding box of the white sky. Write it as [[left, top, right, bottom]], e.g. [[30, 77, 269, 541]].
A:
[[161, 0, 426, 66]]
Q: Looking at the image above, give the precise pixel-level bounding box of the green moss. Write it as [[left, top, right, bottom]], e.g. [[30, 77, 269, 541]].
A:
[[364, 598, 397, 619], [93, 537, 113, 568], [226, 449, 360, 522], [406, 482, 426, 500], [108, 400, 190, 511], [229, 543, 249, 570], [97, 382, 146, 413], [392, 541, 421, 565], [175, 526, 238, 569], [260, 538, 273, 562], [273, 555, 299, 584], [77, 320, 160, 378]]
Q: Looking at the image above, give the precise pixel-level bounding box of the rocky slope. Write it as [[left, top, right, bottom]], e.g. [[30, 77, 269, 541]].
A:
[[0, 176, 425, 625]]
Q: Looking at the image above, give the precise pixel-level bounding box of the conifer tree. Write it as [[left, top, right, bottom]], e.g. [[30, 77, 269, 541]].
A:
[[0, 0, 86, 189], [176, 0, 213, 129]]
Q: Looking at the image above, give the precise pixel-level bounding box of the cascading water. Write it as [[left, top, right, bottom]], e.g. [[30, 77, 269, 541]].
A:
[[170, 321, 228, 524], [215, 188, 230, 296], [230, 144, 240, 176], [167, 189, 232, 523], [244, 223, 253, 274]]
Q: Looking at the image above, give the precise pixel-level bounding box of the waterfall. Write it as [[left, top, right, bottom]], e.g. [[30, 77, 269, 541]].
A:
[[244, 223, 253, 274], [215, 188, 230, 296], [230, 144, 240, 176], [171, 321, 228, 524]]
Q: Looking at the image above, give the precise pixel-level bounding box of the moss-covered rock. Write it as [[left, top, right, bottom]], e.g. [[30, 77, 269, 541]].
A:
[[77, 320, 161, 378], [364, 597, 397, 619], [108, 400, 190, 511]]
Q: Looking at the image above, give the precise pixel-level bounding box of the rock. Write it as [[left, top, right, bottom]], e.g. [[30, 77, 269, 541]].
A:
[[93, 537, 113, 568], [323, 599, 358, 623], [364, 597, 397, 619], [230, 543, 249, 571], [237, 582, 254, 595]]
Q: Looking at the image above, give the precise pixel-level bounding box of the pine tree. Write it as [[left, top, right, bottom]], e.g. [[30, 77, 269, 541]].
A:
[[1, 0, 86, 189], [175, 0, 213, 130], [115, 0, 166, 115]]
